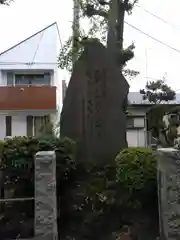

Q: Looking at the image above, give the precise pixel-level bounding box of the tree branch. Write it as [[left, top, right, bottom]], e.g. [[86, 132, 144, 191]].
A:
[[98, 0, 110, 5], [86, 4, 108, 18], [0, 0, 12, 5], [124, 0, 138, 14]]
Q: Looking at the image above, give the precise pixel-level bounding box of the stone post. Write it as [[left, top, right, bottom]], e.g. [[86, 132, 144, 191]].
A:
[[34, 151, 58, 239], [157, 148, 180, 240]]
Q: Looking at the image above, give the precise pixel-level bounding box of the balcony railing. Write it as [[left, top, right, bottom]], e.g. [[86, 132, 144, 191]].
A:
[[0, 85, 56, 110]]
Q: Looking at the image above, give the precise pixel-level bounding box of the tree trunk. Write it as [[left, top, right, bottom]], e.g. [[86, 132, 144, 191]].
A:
[[107, 0, 118, 60], [107, 0, 127, 70], [117, 0, 126, 70], [72, 0, 80, 65]]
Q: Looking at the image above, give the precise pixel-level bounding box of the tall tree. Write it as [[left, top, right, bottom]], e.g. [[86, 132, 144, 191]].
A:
[[59, 0, 139, 80], [140, 78, 176, 140]]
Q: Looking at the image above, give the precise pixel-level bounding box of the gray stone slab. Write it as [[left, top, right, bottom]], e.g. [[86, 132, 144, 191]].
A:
[[60, 40, 129, 162], [157, 148, 180, 240], [34, 151, 58, 240]]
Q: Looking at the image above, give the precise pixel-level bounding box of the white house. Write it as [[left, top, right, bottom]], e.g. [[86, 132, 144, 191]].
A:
[[0, 22, 62, 139], [127, 92, 180, 147]]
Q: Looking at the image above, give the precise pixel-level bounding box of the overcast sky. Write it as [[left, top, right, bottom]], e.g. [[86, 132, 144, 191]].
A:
[[0, 0, 180, 92]]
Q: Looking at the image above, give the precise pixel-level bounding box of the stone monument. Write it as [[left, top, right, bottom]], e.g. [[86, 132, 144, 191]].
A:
[[60, 40, 129, 162], [156, 108, 180, 239], [157, 148, 180, 240]]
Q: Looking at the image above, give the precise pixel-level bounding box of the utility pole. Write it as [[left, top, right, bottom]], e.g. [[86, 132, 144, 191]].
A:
[[72, 0, 80, 65]]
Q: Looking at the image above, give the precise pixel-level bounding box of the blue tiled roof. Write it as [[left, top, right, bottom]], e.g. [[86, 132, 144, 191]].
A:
[[128, 92, 180, 105]]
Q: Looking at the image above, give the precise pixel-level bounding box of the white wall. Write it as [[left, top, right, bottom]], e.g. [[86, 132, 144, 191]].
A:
[[12, 115, 27, 137], [127, 129, 146, 147], [0, 71, 6, 85], [134, 118, 145, 128], [0, 24, 58, 71], [128, 106, 147, 116], [0, 111, 57, 140]]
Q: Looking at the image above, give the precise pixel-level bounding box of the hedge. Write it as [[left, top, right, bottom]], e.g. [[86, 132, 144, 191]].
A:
[[115, 147, 158, 239], [59, 147, 159, 239], [116, 147, 157, 192], [0, 136, 76, 240], [0, 140, 159, 239]]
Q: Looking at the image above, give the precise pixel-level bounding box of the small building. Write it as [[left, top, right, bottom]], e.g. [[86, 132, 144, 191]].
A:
[[127, 92, 180, 147], [0, 22, 62, 139]]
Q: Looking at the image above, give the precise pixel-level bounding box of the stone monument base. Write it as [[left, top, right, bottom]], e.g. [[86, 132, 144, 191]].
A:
[[157, 148, 180, 240]]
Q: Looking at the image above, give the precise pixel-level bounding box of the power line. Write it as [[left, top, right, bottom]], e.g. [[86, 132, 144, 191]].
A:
[[31, 31, 45, 65], [125, 21, 180, 54], [145, 76, 162, 81], [56, 22, 63, 49], [0, 22, 180, 66], [2, 21, 180, 66], [136, 4, 180, 32], [0, 62, 58, 65]]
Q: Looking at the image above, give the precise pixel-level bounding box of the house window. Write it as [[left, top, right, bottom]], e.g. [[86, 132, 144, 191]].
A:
[[6, 116, 12, 136], [127, 117, 134, 128], [15, 73, 51, 86], [27, 115, 50, 137]]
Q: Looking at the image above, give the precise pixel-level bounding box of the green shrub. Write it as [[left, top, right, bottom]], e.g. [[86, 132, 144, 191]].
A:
[[115, 147, 158, 237], [60, 148, 159, 239], [115, 147, 157, 192], [0, 135, 76, 203], [0, 136, 76, 168], [0, 136, 76, 197], [0, 136, 76, 239]]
